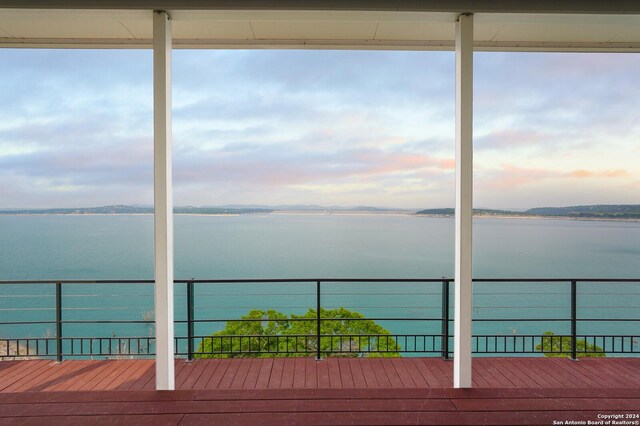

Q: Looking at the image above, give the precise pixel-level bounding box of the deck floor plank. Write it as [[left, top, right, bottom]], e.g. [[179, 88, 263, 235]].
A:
[[253, 358, 273, 389], [304, 358, 318, 388], [490, 358, 532, 388], [0, 360, 49, 391], [267, 358, 285, 388], [338, 358, 355, 388], [218, 358, 242, 389], [410, 358, 442, 388], [229, 359, 253, 389], [380, 358, 405, 387], [347, 358, 368, 388], [315, 358, 331, 387], [241, 359, 261, 389], [192, 359, 219, 390], [180, 358, 212, 390], [391, 357, 417, 387], [544, 358, 601, 388], [280, 358, 296, 388], [292, 357, 306, 388], [326, 358, 343, 388], [358, 358, 379, 388], [500, 358, 548, 388]]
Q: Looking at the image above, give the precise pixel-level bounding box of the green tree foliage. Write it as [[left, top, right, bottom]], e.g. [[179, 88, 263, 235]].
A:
[[195, 308, 400, 358], [535, 331, 605, 357]]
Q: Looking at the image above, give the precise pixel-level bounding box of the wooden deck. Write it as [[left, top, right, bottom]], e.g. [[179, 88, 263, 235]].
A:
[[1, 357, 639, 392], [1, 358, 639, 425]]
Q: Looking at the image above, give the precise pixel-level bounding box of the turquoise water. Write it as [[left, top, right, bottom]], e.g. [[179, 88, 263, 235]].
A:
[[0, 214, 639, 353]]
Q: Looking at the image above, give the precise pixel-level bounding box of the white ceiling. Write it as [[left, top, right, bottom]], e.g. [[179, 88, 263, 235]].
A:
[[0, 8, 639, 51]]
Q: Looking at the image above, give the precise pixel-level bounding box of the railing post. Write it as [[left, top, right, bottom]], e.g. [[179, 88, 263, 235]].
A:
[[316, 280, 321, 360], [441, 279, 450, 359], [187, 280, 195, 361], [55, 282, 62, 362], [571, 280, 577, 360]]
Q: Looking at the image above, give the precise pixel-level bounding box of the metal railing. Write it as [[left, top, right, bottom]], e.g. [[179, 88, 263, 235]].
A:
[[0, 278, 638, 360]]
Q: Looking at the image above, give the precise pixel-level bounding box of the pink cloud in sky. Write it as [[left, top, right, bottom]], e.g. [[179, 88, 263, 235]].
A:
[[478, 164, 631, 191], [360, 151, 455, 176], [568, 169, 629, 179]]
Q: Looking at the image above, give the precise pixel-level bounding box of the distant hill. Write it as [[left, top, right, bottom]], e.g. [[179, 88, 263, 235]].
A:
[[525, 205, 640, 219], [3, 204, 639, 219], [0, 205, 273, 215], [0, 204, 404, 215], [416, 205, 640, 220]]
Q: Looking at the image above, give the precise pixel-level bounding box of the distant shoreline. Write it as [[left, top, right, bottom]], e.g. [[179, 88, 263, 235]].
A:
[[0, 211, 639, 222], [415, 213, 640, 223]]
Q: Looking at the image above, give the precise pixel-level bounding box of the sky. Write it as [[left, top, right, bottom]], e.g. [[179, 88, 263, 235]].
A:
[[0, 49, 638, 210]]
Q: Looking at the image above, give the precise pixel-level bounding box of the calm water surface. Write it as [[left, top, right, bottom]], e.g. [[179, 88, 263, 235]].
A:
[[0, 214, 638, 347]]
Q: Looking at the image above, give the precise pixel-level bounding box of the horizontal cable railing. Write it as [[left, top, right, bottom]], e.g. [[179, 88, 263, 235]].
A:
[[0, 278, 638, 360]]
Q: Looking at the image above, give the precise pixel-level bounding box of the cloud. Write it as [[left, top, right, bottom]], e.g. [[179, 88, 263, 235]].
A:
[[567, 169, 629, 179], [475, 129, 548, 151], [0, 49, 638, 209]]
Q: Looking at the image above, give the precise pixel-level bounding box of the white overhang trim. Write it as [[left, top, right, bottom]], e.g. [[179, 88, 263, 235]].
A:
[[0, 8, 638, 52]]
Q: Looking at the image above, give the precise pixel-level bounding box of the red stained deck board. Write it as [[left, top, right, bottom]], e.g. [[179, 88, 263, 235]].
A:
[[316, 359, 331, 387], [326, 358, 343, 387], [474, 359, 517, 388], [218, 358, 243, 389], [577, 359, 639, 387], [228, 359, 251, 388], [1, 357, 639, 392], [400, 358, 428, 387], [489, 358, 534, 388], [380, 358, 406, 387], [500, 358, 550, 388], [253, 358, 273, 389], [542, 358, 601, 388], [180, 359, 211, 390], [292, 357, 306, 388], [97, 360, 144, 391], [358, 358, 379, 387], [420, 358, 451, 387], [202, 358, 231, 389], [0, 360, 48, 390], [8, 360, 85, 392], [1, 388, 639, 426], [390, 357, 417, 387], [91, 360, 140, 391], [304, 358, 318, 388], [453, 397, 640, 411], [279, 358, 296, 388], [267, 358, 285, 388], [40, 360, 104, 392], [0, 414, 184, 426], [337, 358, 355, 388], [409, 358, 442, 388], [368, 358, 392, 387], [118, 360, 156, 391], [240, 359, 261, 389], [0, 398, 457, 418], [473, 366, 497, 388], [347, 358, 368, 387], [0, 361, 54, 392], [193, 359, 222, 389]]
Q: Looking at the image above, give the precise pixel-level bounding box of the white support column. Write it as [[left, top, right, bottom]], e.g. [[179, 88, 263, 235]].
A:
[[153, 10, 174, 391], [454, 13, 474, 389]]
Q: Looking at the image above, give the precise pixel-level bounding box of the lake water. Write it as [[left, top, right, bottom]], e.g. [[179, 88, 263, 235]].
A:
[[1, 214, 639, 354]]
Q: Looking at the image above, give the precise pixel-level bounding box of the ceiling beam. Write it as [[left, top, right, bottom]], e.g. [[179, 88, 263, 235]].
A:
[[1, 0, 640, 14]]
